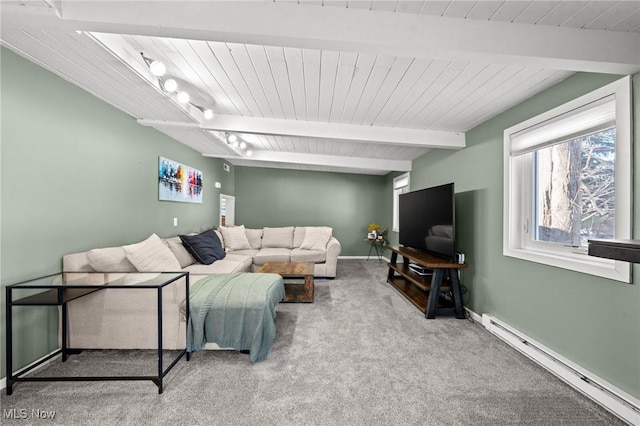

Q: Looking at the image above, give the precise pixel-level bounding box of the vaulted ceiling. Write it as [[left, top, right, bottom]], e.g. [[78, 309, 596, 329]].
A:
[[2, 1, 639, 175]]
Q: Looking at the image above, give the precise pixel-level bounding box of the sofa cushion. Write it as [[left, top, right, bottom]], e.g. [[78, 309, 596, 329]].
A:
[[183, 256, 251, 274], [123, 233, 182, 272], [291, 248, 327, 263], [228, 249, 260, 258], [252, 248, 291, 265], [87, 246, 137, 272], [179, 229, 226, 265], [224, 253, 255, 265], [245, 228, 263, 249], [300, 226, 333, 250], [262, 227, 294, 248], [219, 225, 252, 251], [214, 229, 224, 246], [293, 227, 306, 248], [164, 237, 197, 268]]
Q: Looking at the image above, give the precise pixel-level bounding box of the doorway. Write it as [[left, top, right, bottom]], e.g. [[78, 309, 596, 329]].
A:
[[219, 194, 235, 227]]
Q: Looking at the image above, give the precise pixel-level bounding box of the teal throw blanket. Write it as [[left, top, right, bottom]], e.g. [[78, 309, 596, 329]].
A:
[[187, 273, 285, 362]]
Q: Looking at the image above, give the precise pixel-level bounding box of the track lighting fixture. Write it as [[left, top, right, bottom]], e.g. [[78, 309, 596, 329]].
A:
[[192, 105, 214, 120], [141, 53, 166, 77], [162, 78, 177, 92], [142, 52, 244, 153], [149, 60, 166, 77], [217, 132, 253, 157], [176, 91, 190, 104], [142, 52, 215, 116]]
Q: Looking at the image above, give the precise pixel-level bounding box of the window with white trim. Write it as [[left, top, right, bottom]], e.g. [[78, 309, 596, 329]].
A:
[[393, 173, 410, 232], [503, 77, 632, 282]]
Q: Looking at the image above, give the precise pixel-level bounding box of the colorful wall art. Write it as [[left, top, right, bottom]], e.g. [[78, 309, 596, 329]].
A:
[[158, 156, 203, 203]]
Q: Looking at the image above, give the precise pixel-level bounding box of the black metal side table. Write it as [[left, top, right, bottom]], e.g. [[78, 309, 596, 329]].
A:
[[5, 271, 189, 395], [364, 238, 386, 261]]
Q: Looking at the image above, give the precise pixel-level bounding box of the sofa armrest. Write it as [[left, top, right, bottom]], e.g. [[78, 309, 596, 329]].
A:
[[324, 237, 341, 276], [326, 237, 341, 256], [62, 251, 95, 272]]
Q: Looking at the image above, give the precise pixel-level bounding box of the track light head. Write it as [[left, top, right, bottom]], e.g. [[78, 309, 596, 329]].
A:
[[163, 78, 177, 92], [177, 91, 190, 104]]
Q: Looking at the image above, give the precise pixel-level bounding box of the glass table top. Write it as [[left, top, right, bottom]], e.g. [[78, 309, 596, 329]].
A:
[[8, 272, 187, 289]]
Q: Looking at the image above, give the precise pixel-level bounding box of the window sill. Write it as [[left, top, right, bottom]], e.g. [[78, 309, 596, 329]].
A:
[[504, 247, 631, 283]]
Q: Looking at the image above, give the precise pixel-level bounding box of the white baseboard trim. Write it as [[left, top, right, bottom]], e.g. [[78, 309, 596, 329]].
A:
[[480, 313, 640, 425], [0, 349, 61, 391], [464, 307, 482, 323]]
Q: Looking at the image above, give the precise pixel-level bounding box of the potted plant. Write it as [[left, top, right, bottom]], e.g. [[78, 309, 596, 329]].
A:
[[367, 223, 386, 240]]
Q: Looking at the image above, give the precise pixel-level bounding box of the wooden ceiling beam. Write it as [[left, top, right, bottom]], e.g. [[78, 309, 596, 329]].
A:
[[137, 117, 464, 149], [40, 1, 640, 75], [203, 151, 412, 173]]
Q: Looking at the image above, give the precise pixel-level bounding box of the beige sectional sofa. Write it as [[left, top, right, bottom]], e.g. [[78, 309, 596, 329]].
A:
[[217, 225, 341, 278], [63, 225, 341, 279], [61, 226, 340, 350]]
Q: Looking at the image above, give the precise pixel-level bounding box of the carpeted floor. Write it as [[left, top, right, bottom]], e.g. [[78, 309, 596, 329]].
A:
[[1, 260, 624, 425]]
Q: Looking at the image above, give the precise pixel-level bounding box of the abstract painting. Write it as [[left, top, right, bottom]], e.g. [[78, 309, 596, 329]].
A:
[[158, 157, 203, 203]]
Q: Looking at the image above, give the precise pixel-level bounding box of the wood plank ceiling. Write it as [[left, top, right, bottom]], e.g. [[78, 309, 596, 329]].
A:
[[2, 1, 639, 175]]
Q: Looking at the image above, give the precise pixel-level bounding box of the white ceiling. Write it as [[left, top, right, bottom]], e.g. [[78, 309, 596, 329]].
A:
[[2, 1, 639, 175]]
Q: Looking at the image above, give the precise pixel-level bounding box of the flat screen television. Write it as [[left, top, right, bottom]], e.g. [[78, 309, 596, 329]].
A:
[[399, 182, 455, 261]]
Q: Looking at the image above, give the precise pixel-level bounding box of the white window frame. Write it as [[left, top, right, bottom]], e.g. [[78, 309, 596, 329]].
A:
[[392, 173, 410, 232], [503, 76, 632, 283]]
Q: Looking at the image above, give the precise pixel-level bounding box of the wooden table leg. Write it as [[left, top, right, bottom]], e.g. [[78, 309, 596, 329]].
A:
[[450, 269, 465, 319], [425, 269, 443, 319], [304, 274, 314, 302], [387, 252, 398, 282]]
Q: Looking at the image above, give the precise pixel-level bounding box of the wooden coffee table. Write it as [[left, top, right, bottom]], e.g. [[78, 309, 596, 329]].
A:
[[257, 262, 314, 303]]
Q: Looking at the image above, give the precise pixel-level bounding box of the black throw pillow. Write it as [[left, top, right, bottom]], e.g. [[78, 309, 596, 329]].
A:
[[179, 229, 226, 265]]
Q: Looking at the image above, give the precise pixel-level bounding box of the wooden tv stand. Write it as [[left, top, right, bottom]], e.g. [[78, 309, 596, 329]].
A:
[[386, 245, 466, 319]]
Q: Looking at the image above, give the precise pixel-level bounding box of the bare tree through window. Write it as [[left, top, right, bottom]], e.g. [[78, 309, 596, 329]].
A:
[[534, 128, 615, 247]]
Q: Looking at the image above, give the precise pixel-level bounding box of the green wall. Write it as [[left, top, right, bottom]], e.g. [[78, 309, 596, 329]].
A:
[[0, 48, 230, 375], [234, 167, 385, 256], [398, 72, 640, 398]]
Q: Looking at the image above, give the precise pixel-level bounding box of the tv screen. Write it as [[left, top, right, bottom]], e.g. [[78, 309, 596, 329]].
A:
[[399, 183, 455, 260]]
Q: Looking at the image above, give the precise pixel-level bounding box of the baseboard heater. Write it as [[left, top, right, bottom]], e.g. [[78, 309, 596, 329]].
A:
[[481, 314, 640, 425]]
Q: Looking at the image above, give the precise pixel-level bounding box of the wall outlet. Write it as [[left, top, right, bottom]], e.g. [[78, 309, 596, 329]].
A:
[[173, 217, 178, 227]]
